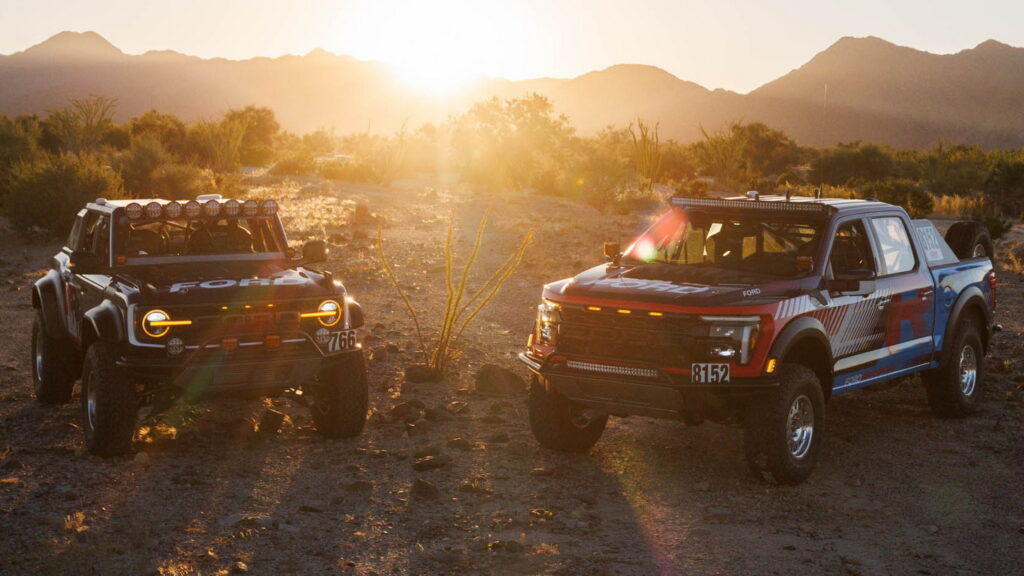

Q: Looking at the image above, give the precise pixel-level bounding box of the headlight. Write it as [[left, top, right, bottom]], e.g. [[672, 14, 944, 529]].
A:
[[301, 299, 342, 327], [700, 315, 760, 365], [142, 309, 192, 338], [536, 299, 561, 344]]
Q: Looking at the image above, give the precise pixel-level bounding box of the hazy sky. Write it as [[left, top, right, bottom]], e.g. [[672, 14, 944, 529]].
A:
[[1, 0, 1021, 93]]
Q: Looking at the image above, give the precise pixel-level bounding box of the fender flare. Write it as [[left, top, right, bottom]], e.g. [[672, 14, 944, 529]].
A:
[[768, 315, 834, 379], [345, 298, 365, 330], [940, 287, 992, 363], [83, 299, 126, 344], [32, 270, 66, 338]]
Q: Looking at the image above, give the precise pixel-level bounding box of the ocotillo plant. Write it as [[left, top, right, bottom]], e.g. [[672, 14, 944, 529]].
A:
[[630, 118, 661, 191], [377, 216, 532, 376]]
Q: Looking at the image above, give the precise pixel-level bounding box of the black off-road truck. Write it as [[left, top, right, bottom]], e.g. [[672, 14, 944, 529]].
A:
[[31, 195, 368, 455]]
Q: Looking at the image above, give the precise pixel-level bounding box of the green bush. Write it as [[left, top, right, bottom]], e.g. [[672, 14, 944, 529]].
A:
[[856, 178, 934, 218], [5, 154, 124, 235], [270, 150, 316, 176], [152, 164, 212, 200]]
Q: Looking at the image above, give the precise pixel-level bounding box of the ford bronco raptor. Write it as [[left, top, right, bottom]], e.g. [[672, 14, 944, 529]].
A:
[[31, 195, 368, 456], [521, 193, 996, 484]]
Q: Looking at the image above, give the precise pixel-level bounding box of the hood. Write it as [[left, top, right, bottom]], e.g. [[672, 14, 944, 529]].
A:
[[550, 263, 813, 308], [114, 261, 340, 306]]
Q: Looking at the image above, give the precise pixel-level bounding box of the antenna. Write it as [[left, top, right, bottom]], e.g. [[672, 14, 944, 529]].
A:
[[785, 188, 792, 201]]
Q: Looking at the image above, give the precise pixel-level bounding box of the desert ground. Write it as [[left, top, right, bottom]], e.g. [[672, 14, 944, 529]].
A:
[[0, 180, 1022, 576]]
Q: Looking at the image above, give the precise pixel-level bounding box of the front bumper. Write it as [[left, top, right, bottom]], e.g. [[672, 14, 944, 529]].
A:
[[519, 351, 778, 420], [120, 339, 360, 398]]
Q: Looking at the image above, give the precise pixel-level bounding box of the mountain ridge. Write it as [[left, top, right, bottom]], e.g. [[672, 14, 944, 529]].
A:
[[2, 31, 1022, 148]]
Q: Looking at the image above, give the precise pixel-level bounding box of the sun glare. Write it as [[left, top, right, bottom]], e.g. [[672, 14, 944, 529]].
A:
[[337, 0, 535, 96]]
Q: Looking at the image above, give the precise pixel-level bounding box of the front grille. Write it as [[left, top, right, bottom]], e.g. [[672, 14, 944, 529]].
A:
[[557, 307, 700, 366], [139, 300, 318, 343]]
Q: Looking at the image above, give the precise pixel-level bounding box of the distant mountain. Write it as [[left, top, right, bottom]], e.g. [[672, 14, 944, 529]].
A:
[[2, 31, 1023, 148]]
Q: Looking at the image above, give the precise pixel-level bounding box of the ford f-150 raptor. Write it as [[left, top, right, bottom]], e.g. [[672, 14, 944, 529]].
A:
[[520, 193, 996, 484], [31, 195, 368, 456]]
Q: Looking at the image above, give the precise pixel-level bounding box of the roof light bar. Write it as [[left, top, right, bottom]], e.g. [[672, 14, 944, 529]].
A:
[[243, 200, 259, 217], [125, 203, 143, 219], [144, 201, 162, 219], [184, 200, 201, 218], [260, 200, 278, 216], [223, 199, 240, 217], [670, 197, 834, 213]]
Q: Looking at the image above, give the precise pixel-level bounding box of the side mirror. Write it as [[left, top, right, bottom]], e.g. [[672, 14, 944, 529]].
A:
[[603, 241, 621, 265], [828, 269, 876, 295], [69, 251, 104, 274], [301, 239, 327, 264]]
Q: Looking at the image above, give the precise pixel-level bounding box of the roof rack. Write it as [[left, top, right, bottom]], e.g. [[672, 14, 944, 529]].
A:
[[670, 196, 836, 213]]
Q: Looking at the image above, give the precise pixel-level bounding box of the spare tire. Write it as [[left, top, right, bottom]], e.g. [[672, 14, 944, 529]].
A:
[[944, 221, 993, 261]]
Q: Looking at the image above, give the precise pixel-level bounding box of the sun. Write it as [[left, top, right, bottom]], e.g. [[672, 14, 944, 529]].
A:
[[335, 0, 535, 96]]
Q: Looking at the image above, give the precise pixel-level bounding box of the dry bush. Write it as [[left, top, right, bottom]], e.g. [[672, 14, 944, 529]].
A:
[[931, 194, 983, 218], [378, 217, 532, 375]]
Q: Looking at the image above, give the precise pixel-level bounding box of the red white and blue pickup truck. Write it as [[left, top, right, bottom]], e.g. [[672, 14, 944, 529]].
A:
[[520, 194, 997, 484]]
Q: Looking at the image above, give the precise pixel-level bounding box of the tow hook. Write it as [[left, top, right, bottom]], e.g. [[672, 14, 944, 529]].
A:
[[993, 324, 1004, 332]]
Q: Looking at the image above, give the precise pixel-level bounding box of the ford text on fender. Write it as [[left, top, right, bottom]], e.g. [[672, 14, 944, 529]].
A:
[[30, 194, 370, 456], [520, 193, 996, 484]]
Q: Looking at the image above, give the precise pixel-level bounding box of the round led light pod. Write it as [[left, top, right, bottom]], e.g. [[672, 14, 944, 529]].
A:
[[144, 201, 162, 219], [259, 199, 278, 216], [166, 337, 185, 356], [164, 201, 183, 218], [203, 199, 221, 217], [125, 203, 143, 219], [314, 327, 331, 345], [223, 199, 240, 217], [243, 199, 259, 217], [184, 200, 201, 218]]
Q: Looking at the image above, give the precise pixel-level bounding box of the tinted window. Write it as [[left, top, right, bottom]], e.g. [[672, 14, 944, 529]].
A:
[[871, 217, 915, 275], [830, 220, 875, 275]]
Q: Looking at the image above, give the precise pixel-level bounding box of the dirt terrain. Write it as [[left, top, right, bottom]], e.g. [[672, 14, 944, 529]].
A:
[[0, 182, 1022, 576]]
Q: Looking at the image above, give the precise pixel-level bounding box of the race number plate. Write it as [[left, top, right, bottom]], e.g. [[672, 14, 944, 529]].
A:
[[691, 363, 730, 384], [327, 330, 358, 353]]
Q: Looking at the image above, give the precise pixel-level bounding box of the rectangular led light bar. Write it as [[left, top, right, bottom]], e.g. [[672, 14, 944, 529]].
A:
[[566, 360, 660, 379], [670, 197, 835, 213]]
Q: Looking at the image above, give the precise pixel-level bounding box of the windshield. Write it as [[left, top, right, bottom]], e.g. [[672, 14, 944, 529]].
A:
[[624, 208, 823, 282], [118, 217, 286, 262]]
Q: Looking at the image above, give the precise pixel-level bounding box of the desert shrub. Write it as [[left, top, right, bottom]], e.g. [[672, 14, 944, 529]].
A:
[[857, 178, 933, 218], [319, 159, 376, 183], [930, 194, 983, 218], [224, 106, 280, 166], [629, 119, 661, 191], [270, 150, 316, 176], [0, 116, 43, 199], [967, 203, 1012, 241], [4, 153, 124, 235], [129, 110, 188, 157], [45, 96, 118, 155], [187, 117, 246, 173], [675, 179, 709, 198], [811, 142, 896, 186], [118, 137, 172, 197], [151, 164, 212, 200]]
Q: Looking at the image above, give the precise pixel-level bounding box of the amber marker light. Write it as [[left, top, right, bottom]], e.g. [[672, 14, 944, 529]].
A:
[[648, 311, 664, 317], [765, 358, 778, 374], [586, 306, 602, 312], [617, 309, 632, 314]]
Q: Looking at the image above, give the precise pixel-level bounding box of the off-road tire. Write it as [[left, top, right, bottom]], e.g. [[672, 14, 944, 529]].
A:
[[744, 364, 826, 485], [528, 375, 607, 452], [923, 319, 985, 418], [81, 341, 137, 456], [32, 312, 77, 404], [311, 352, 368, 439], [945, 221, 993, 261]]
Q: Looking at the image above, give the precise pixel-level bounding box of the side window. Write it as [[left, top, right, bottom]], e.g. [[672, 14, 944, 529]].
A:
[[94, 216, 111, 262], [66, 213, 85, 250], [80, 212, 102, 253], [871, 217, 915, 275], [830, 220, 875, 275]]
